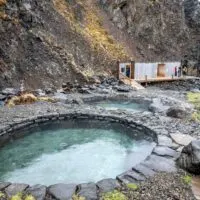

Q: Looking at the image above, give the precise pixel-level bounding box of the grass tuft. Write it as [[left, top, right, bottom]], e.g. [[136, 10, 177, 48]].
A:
[[126, 183, 138, 190], [182, 175, 192, 185], [101, 190, 127, 200], [6, 93, 56, 107], [187, 92, 200, 121], [72, 194, 85, 200]]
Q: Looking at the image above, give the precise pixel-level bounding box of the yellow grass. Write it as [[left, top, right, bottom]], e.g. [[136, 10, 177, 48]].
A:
[[52, 0, 128, 61], [6, 93, 56, 108]]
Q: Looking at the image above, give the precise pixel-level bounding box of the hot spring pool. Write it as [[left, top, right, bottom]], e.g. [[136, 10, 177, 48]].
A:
[[0, 120, 155, 185], [92, 100, 148, 112]]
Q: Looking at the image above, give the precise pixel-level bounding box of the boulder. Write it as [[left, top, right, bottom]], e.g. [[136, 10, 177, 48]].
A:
[[77, 183, 97, 200], [177, 140, 200, 175], [166, 106, 191, 119], [5, 184, 29, 197], [153, 146, 180, 158], [26, 185, 46, 200], [48, 184, 77, 200], [96, 179, 120, 193], [142, 155, 177, 173], [148, 98, 169, 113]]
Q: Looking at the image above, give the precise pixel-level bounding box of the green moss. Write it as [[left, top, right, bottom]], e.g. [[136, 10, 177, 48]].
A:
[[187, 92, 200, 121], [72, 195, 85, 200], [10, 193, 23, 200], [10, 193, 35, 200], [0, 192, 6, 198], [182, 175, 192, 185], [102, 190, 127, 200], [24, 195, 35, 200], [126, 183, 138, 190]]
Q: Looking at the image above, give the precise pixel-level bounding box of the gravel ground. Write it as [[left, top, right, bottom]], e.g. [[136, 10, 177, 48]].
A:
[[122, 171, 196, 200]]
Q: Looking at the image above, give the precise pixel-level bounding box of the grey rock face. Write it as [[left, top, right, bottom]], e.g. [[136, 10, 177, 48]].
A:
[[96, 179, 120, 193], [77, 183, 97, 200], [48, 184, 77, 200], [26, 185, 46, 200], [5, 183, 29, 197], [177, 140, 200, 175]]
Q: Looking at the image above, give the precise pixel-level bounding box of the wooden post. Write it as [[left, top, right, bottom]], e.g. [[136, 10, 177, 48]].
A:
[[145, 75, 148, 87]]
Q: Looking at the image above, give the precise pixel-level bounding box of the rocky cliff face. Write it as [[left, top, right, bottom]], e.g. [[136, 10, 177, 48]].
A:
[[98, 0, 199, 61], [0, 0, 128, 89], [0, 0, 199, 89]]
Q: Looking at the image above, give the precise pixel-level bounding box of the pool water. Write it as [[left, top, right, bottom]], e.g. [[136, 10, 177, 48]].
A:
[[93, 100, 148, 112], [0, 120, 155, 185]]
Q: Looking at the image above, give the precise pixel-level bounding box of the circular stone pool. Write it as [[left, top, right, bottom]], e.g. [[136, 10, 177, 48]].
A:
[[92, 100, 149, 112], [0, 120, 156, 185]]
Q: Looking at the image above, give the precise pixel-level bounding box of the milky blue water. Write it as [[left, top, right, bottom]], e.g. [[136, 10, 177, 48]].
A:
[[0, 120, 155, 185], [93, 100, 148, 112]]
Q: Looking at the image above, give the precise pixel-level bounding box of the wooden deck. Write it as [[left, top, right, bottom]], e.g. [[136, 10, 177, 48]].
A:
[[135, 76, 198, 83]]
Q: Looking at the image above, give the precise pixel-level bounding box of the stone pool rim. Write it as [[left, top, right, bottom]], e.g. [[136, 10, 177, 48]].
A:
[[0, 98, 194, 199]]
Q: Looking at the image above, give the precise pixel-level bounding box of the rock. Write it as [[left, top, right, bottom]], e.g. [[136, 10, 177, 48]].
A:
[[78, 88, 92, 94], [132, 164, 155, 178], [177, 140, 200, 175], [96, 179, 120, 193], [0, 182, 11, 190], [148, 98, 169, 113], [72, 98, 84, 105], [89, 76, 101, 84], [166, 106, 191, 119], [34, 89, 45, 96], [114, 85, 132, 92], [142, 155, 177, 172], [153, 146, 179, 158], [1, 88, 18, 96], [0, 94, 6, 101], [48, 184, 77, 200], [45, 88, 53, 94], [96, 88, 110, 94], [77, 183, 97, 200], [5, 184, 29, 197], [117, 170, 146, 184], [170, 133, 195, 146], [158, 135, 173, 147], [112, 7, 127, 29], [26, 185, 46, 200]]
